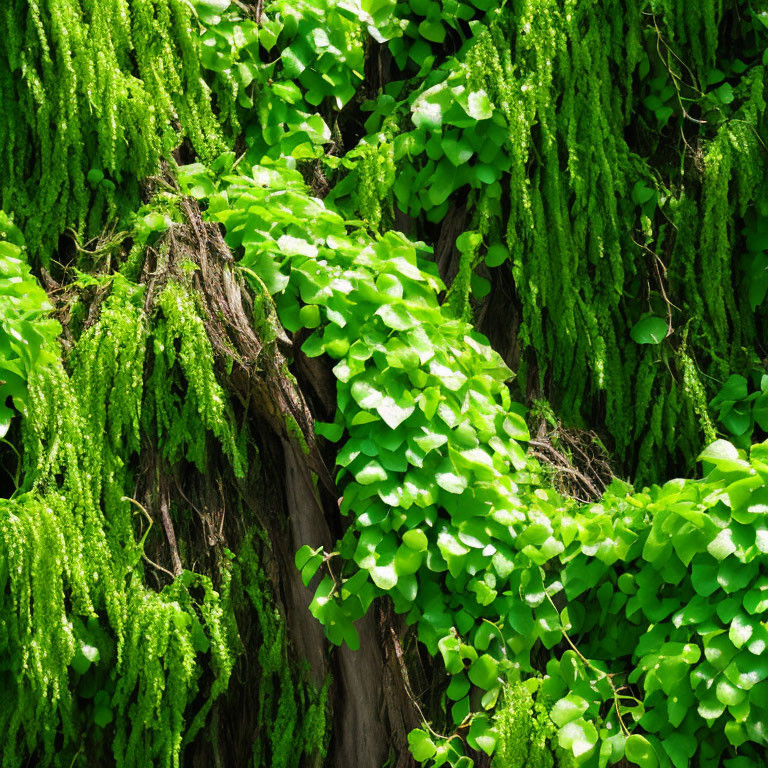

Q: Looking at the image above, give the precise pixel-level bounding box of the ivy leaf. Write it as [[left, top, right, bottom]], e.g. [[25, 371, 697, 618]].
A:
[[435, 463, 468, 494], [558, 718, 598, 759], [624, 734, 659, 768], [711, 82, 734, 104], [411, 85, 449, 130], [631, 181, 655, 205], [485, 243, 509, 268], [716, 375, 749, 402], [376, 303, 418, 330], [370, 562, 398, 590], [550, 694, 589, 727], [438, 635, 463, 674], [418, 18, 445, 43], [355, 460, 388, 485], [442, 134, 474, 166], [662, 731, 697, 768], [93, 689, 113, 725], [452, 694, 471, 725], [699, 440, 749, 472], [407, 729, 437, 762], [351, 379, 384, 410], [467, 654, 499, 689], [753, 392, 768, 431], [467, 714, 497, 756], [378, 393, 416, 429], [71, 643, 100, 675], [403, 529, 429, 552], [446, 672, 470, 700], [466, 90, 492, 120], [716, 676, 747, 706], [630, 316, 668, 344]]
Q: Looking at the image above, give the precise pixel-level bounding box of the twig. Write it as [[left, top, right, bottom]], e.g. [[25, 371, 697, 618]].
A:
[[649, 13, 707, 129], [122, 496, 178, 580], [158, 474, 183, 577], [546, 593, 631, 737], [630, 234, 680, 336], [529, 440, 603, 499], [387, 624, 462, 743]]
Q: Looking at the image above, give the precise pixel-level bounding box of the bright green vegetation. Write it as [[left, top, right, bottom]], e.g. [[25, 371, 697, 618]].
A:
[[1, 0, 768, 767], [0, 0, 231, 261], [204, 154, 768, 767], [1, 267, 238, 767]]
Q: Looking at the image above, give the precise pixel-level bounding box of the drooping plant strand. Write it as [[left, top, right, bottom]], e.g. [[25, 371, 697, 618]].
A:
[[0, 0, 227, 260]]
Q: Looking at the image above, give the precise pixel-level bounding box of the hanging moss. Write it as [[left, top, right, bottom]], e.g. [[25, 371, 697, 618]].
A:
[[0, 0, 226, 260], [492, 682, 573, 768], [0, 272, 247, 767], [144, 280, 247, 478], [326, 0, 768, 482], [232, 535, 331, 768]]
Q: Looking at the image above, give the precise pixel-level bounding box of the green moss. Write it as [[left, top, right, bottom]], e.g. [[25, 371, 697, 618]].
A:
[[285, 413, 310, 456], [0, 0, 227, 260], [232, 535, 331, 768]]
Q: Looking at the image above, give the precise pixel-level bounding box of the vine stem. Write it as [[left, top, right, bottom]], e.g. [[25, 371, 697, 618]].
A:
[[387, 624, 462, 744], [545, 593, 631, 737]]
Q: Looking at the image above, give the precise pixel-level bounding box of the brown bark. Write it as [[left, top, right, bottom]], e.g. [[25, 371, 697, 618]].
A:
[[129, 200, 422, 766]]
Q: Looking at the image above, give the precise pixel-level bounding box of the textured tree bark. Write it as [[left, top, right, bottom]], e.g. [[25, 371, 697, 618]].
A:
[[126, 199, 423, 766]]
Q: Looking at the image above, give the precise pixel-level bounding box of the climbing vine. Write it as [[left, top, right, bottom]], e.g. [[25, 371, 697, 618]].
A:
[[185, 152, 768, 766]]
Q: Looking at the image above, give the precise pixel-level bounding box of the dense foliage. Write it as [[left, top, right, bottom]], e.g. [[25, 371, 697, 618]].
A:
[[1, 0, 768, 767]]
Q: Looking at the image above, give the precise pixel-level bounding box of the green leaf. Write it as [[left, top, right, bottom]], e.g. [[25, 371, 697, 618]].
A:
[[631, 181, 655, 205], [558, 718, 598, 759], [467, 654, 499, 689], [143, 212, 169, 232], [466, 90, 492, 120], [93, 705, 113, 728], [716, 375, 749, 402], [376, 303, 418, 330], [407, 729, 437, 762], [378, 393, 416, 429], [630, 316, 668, 344], [435, 464, 468, 494], [485, 243, 509, 268], [411, 85, 449, 130], [551, 694, 589, 727], [356, 460, 388, 485], [712, 82, 734, 104], [71, 642, 100, 675], [662, 732, 697, 768], [467, 714, 497, 756], [403, 529, 429, 552], [418, 18, 445, 43], [707, 528, 737, 560], [716, 676, 747, 706], [625, 734, 659, 768], [438, 635, 463, 674], [93, 690, 113, 728], [442, 135, 474, 166], [370, 562, 398, 590], [394, 545, 424, 576], [699, 440, 748, 472], [447, 672, 471, 700], [295, 544, 320, 570], [315, 421, 344, 442], [299, 304, 321, 328], [452, 693, 471, 724], [428, 160, 457, 206]]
